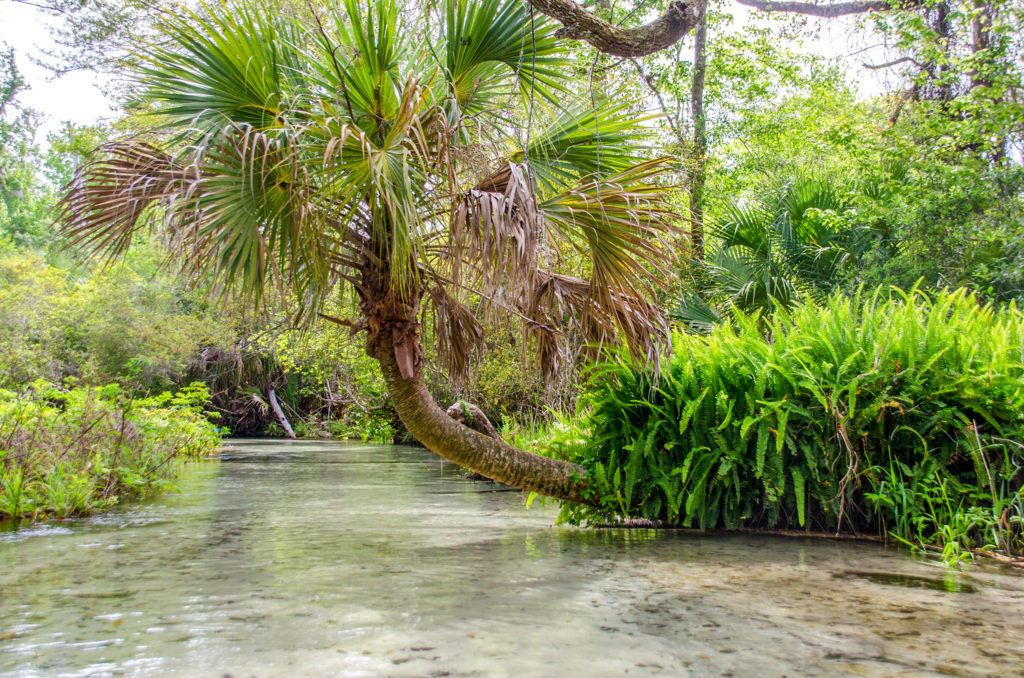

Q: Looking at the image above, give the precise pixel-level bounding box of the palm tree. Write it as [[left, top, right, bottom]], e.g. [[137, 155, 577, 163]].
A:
[[59, 0, 677, 503], [674, 177, 861, 330]]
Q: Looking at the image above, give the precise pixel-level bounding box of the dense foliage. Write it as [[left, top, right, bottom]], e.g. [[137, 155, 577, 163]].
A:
[[562, 288, 1023, 562], [0, 241, 232, 389], [0, 381, 220, 519], [0, 238, 556, 441]]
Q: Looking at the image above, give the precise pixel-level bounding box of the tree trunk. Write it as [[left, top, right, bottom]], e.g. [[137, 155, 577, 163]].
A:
[[361, 281, 592, 505], [446, 401, 498, 480], [268, 387, 296, 439], [931, 2, 953, 103], [446, 401, 500, 439], [688, 12, 708, 261], [970, 1, 992, 90]]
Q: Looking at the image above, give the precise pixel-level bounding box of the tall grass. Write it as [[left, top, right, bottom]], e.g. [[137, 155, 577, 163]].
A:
[[561, 287, 1024, 562], [0, 381, 222, 519]]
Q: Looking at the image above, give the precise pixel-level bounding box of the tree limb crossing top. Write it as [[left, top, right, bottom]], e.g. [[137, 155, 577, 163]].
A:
[[527, 0, 904, 57]]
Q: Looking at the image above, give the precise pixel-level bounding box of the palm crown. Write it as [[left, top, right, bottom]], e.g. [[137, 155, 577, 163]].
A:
[[60, 0, 677, 384]]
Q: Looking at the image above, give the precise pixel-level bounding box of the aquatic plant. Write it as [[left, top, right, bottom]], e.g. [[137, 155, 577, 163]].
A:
[[0, 381, 222, 519], [560, 286, 1024, 563]]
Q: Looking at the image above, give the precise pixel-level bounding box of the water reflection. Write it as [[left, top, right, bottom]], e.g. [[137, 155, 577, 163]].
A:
[[836, 570, 979, 593], [1, 440, 1022, 677]]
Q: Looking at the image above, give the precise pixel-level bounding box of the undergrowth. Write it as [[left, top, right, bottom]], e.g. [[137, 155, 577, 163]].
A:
[[551, 287, 1024, 564], [0, 381, 222, 520]]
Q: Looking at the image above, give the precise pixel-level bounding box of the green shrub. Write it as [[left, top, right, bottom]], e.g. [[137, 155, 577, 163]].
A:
[[466, 342, 547, 425], [502, 409, 588, 462], [326, 411, 394, 443], [0, 381, 222, 519], [565, 287, 1024, 562], [0, 244, 232, 391]]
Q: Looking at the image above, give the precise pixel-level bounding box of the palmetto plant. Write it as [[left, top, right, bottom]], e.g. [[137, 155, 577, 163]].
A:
[[59, 0, 677, 502], [675, 177, 861, 331]]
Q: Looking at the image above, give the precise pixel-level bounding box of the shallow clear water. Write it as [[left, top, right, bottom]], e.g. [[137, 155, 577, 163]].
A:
[[2, 440, 1023, 677]]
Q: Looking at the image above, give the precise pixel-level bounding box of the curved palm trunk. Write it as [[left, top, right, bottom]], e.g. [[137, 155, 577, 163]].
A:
[[362, 285, 592, 505], [376, 336, 591, 504]]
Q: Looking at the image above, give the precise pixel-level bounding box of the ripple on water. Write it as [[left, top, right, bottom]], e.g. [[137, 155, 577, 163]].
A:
[[0, 523, 75, 543]]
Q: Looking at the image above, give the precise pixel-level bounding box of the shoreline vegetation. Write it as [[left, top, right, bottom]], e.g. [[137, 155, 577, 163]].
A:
[[3, 346, 1022, 570], [2, 285, 1022, 572], [515, 287, 1024, 568], [0, 381, 222, 520]]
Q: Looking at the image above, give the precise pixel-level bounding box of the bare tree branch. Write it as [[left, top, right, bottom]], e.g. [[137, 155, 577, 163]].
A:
[[529, 0, 917, 57], [863, 55, 926, 70], [629, 58, 686, 143], [526, 0, 706, 57], [733, 0, 895, 17], [4, 0, 76, 14]]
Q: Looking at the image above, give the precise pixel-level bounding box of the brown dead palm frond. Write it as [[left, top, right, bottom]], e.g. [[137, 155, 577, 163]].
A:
[[440, 156, 678, 382], [427, 283, 486, 384], [582, 272, 668, 371], [451, 162, 542, 306], [525, 271, 668, 379], [59, 142, 193, 260], [523, 272, 588, 381]]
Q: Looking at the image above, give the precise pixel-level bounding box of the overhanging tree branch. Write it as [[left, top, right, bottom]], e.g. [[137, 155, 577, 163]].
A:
[[863, 55, 926, 70], [529, 0, 918, 57], [733, 0, 898, 16], [526, 0, 706, 57]]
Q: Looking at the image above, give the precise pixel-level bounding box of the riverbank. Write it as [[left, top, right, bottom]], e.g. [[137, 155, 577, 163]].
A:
[[0, 381, 221, 519], [509, 289, 1024, 568]]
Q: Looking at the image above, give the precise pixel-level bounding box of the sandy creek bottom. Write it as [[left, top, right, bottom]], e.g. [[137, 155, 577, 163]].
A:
[[2, 439, 1023, 677]]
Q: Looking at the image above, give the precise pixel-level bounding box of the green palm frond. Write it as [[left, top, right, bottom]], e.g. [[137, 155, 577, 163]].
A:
[[701, 176, 859, 317], [542, 159, 676, 294], [60, 134, 340, 312], [712, 203, 771, 258], [141, 5, 304, 132], [712, 248, 797, 312], [516, 99, 656, 195], [539, 159, 677, 365], [441, 0, 565, 113], [308, 0, 411, 141], [670, 294, 722, 335]]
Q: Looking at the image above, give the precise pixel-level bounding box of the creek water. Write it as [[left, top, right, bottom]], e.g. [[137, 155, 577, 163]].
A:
[[2, 440, 1023, 677]]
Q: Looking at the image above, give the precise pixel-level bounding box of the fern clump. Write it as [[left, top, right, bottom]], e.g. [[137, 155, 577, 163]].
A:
[[566, 286, 1024, 563]]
